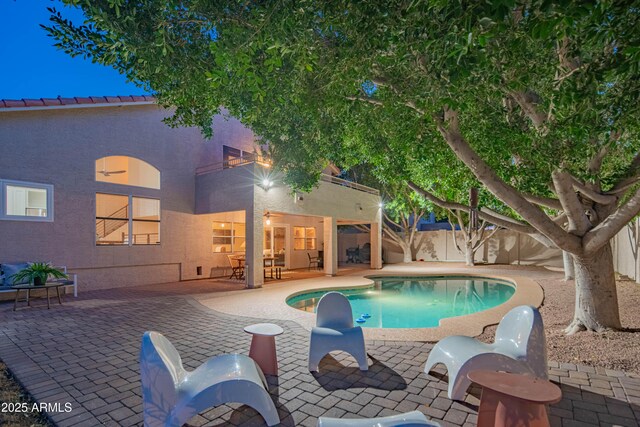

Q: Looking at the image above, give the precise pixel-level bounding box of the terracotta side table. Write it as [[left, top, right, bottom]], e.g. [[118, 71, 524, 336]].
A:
[[468, 370, 562, 427], [244, 323, 284, 375]]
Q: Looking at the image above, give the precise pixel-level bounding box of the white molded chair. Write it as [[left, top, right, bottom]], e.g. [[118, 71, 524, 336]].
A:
[[424, 305, 547, 401], [308, 292, 368, 372], [318, 410, 441, 427], [140, 331, 280, 427]]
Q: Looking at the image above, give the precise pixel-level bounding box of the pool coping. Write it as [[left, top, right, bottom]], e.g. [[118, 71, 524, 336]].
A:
[[196, 268, 544, 342]]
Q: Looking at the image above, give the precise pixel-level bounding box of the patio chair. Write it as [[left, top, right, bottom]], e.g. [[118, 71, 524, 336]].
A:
[[424, 305, 547, 400], [308, 292, 368, 372], [140, 331, 279, 427], [227, 255, 244, 279], [318, 410, 441, 427], [307, 252, 320, 270]]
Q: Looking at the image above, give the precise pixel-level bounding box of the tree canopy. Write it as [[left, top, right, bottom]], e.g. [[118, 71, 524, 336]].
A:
[[47, 0, 640, 332]]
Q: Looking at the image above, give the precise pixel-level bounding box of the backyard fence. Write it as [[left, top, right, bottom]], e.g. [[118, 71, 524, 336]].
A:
[[360, 224, 640, 284]]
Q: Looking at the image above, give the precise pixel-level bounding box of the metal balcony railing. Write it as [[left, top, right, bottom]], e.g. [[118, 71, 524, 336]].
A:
[[195, 157, 379, 195]]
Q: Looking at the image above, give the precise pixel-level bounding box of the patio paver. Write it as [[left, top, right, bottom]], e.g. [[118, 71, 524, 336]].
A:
[[1, 281, 639, 426]]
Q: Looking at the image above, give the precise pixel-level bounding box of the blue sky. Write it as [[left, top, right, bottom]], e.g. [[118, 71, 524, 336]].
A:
[[0, 0, 145, 99]]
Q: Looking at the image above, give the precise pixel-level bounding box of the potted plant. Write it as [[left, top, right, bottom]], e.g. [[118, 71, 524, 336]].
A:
[[10, 262, 67, 286]]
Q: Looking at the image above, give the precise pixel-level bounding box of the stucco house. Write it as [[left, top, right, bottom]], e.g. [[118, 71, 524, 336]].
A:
[[0, 96, 382, 290]]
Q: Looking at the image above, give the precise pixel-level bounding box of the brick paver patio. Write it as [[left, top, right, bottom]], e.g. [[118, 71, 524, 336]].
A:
[[1, 281, 639, 427]]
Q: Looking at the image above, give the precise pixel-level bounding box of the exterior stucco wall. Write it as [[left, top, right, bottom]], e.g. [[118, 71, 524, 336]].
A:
[[1, 104, 382, 290], [0, 105, 246, 290], [200, 114, 260, 166], [257, 174, 381, 223]]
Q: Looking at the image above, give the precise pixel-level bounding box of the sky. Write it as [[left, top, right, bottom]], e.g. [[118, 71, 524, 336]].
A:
[[0, 0, 145, 99]]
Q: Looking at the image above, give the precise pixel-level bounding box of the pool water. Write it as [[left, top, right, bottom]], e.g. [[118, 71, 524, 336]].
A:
[[286, 276, 515, 328]]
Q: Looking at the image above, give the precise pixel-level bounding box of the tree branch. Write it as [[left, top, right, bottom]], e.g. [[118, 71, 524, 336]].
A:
[[447, 212, 463, 254], [570, 176, 617, 205], [583, 187, 640, 254], [432, 107, 581, 253], [552, 170, 591, 235], [408, 181, 538, 235], [522, 193, 563, 210], [508, 90, 549, 133], [588, 145, 609, 175], [608, 151, 640, 195], [474, 225, 502, 251], [607, 176, 640, 196], [345, 96, 384, 106]]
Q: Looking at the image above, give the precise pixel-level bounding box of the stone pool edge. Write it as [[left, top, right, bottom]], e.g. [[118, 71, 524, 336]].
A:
[[196, 270, 544, 342]]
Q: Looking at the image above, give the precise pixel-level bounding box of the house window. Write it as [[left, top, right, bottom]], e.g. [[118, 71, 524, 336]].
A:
[[212, 221, 245, 253], [95, 156, 160, 189], [0, 179, 54, 222], [294, 226, 316, 250], [96, 193, 160, 245]]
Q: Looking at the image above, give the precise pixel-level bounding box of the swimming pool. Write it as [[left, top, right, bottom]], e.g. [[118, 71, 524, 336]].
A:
[[286, 276, 516, 328]]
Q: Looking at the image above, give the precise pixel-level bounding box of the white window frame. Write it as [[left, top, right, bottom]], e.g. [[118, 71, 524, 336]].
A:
[[293, 226, 317, 250], [95, 193, 161, 246], [0, 179, 54, 222], [212, 221, 246, 253]]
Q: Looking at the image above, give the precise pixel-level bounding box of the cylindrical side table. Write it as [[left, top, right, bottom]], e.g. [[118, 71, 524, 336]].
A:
[[244, 323, 284, 375], [468, 370, 562, 427]]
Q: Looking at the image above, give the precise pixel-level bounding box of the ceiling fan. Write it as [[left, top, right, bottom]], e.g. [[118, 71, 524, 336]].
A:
[[97, 158, 126, 176]]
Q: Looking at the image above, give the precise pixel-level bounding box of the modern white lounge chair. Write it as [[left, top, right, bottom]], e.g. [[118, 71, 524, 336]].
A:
[[140, 331, 280, 427], [318, 410, 441, 427], [308, 292, 368, 372], [424, 305, 547, 401]]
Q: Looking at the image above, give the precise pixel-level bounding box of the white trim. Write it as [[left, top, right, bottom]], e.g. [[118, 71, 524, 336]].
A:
[[0, 101, 155, 113], [0, 179, 54, 222], [95, 192, 161, 246]]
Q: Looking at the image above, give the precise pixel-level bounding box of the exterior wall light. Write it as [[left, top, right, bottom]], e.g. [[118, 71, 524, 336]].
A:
[[378, 202, 384, 208], [265, 212, 271, 225], [259, 178, 274, 190]]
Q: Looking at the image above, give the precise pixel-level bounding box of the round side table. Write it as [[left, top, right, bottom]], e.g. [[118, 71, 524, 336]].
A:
[[244, 323, 284, 376], [468, 370, 562, 427]]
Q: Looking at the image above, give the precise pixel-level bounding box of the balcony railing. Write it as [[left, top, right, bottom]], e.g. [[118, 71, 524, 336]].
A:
[[319, 174, 380, 195], [196, 157, 379, 195], [195, 155, 271, 175]]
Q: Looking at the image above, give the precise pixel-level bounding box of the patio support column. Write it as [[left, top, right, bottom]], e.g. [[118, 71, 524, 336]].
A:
[[371, 217, 383, 269], [323, 216, 338, 276], [246, 206, 264, 288]]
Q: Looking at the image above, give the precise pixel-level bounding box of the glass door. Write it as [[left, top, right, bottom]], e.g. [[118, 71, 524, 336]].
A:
[[265, 225, 288, 268], [273, 226, 286, 267]]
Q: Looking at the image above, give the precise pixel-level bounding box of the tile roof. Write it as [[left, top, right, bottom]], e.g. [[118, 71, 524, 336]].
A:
[[0, 95, 156, 109]]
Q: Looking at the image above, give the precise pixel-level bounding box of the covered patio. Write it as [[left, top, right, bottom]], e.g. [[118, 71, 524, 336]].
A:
[[196, 159, 383, 288]]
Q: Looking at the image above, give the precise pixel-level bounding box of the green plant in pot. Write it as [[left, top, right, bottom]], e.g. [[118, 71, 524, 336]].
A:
[[10, 262, 67, 286]]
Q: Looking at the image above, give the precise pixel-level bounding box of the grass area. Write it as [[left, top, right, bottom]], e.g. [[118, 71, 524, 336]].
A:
[[0, 361, 50, 427]]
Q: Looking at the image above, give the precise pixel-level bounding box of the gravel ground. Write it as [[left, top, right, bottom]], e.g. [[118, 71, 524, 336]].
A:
[[0, 361, 50, 427], [477, 274, 640, 374]]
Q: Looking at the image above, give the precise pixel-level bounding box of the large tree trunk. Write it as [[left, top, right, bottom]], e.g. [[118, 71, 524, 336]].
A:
[[562, 251, 575, 281], [566, 244, 622, 334], [465, 241, 475, 266]]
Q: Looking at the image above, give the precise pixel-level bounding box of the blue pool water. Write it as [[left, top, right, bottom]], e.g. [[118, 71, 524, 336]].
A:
[[286, 276, 515, 328]]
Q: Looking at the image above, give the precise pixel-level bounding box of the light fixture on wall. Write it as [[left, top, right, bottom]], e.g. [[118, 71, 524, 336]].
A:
[[265, 212, 271, 225], [259, 177, 274, 190]]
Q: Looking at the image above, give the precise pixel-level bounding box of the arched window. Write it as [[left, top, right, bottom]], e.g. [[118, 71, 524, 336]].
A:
[[95, 156, 160, 189]]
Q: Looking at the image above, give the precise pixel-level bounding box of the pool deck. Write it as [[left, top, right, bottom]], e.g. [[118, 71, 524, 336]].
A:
[[196, 263, 545, 341], [1, 263, 639, 426]]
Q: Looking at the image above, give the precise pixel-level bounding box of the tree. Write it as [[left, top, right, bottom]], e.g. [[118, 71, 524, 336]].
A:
[[47, 1, 640, 333]]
